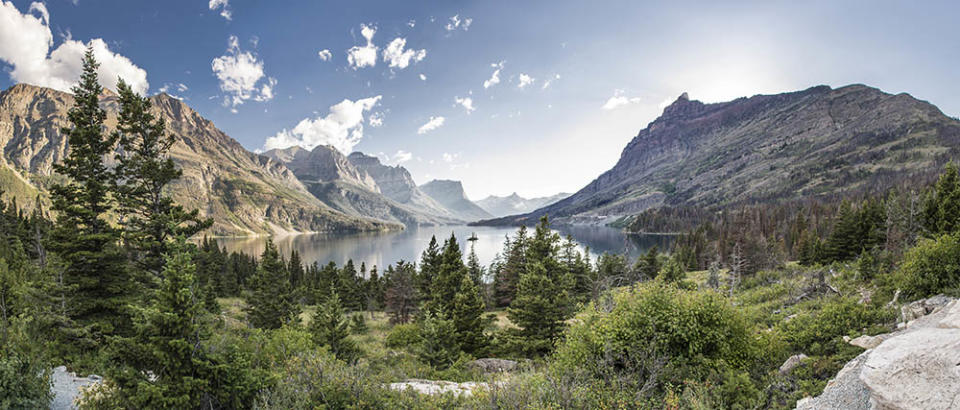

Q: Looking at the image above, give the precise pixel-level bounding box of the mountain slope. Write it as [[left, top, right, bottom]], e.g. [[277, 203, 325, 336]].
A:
[[0, 83, 396, 235], [476, 192, 570, 218], [346, 152, 454, 218], [264, 146, 460, 227], [476, 84, 960, 226], [419, 179, 492, 222]]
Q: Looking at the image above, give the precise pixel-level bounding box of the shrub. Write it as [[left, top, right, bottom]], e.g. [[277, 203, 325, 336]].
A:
[[779, 295, 895, 357], [0, 349, 52, 409], [385, 323, 420, 349], [896, 233, 960, 299], [551, 283, 767, 406]]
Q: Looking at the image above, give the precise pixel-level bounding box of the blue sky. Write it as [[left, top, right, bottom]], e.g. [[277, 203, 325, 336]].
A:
[[2, 0, 959, 199]]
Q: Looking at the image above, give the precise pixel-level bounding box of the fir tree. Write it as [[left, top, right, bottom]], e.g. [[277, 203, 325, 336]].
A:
[[466, 241, 484, 286], [427, 233, 468, 313], [288, 250, 304, 289], [417, 236, 442, 303], [309, 288, 359, 363], [416, 309, 459, 369], [452, 274, 486, 355], [338, 260, 362, 311], [244, 240, 299, 329], [923, 162, 960, 235], [385, 262, 416, 324], [48, 48, 130, 340], [493, 226, 527, 307], [113, 80, 211, 275]]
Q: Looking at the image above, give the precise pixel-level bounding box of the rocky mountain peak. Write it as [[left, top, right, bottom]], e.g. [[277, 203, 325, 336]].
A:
[[659, 91, 705, 120]]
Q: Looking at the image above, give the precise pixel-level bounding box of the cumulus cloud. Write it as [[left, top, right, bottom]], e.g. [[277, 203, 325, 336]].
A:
[[407, 19, 416, 28], [454, 96, 475, 113], [158, 82, 189, 99], [602, 89, 642, 110], [419, 73, 427, 81], [442, 152, 458, 162], [211, 35, 275, 110], [483, 61, 503, 89], [347, 24, 377, 70], [417, 116, 445, 134], [317, 49, 332, 61], [393, 150, 412, 163], [382, 37, 426, 69], [368, 111, 384, 127], [0, 1, 149, 94], [208, 0, 231, 21], [445, 14, 472, 31], [263, 95, 382, 154], [517, 73, 535, 89]]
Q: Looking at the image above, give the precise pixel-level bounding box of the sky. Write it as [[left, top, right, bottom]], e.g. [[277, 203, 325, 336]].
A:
[[2, 0, 959, 200]]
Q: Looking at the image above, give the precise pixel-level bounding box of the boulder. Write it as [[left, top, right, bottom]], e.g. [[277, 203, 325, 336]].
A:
[[50, 366, 102, 410], [467, 358, 518, 374], [848, 334, 885, 350], [795, 351, 872, 410], [778, 354, 809, 375], [900, 294, 952, 323], [387, 379, 493, 397]]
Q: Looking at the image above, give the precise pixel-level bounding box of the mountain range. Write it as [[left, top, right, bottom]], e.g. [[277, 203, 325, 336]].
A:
[[476, 192, 570, 218], [476, 84, 960, 226], [0, 83, 495, 236]]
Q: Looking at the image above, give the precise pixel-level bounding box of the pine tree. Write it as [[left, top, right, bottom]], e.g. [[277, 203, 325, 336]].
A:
[[338, 260, 362, 311], [309, 288, 359, 363], [466, 241, 484, 286], [244, 239, 299, 329], [494, 226, 527, 307], [658, 255, 686, 283], [452, 274, 486, 355], [416, 309, 459, 369], [385, 262, 416, 324], [288, 250, 304, 289], [427, 233, 468, 314], [48, 48, 130, 340], [109, 238, 219, 408], [923, 162, 960, 235], [417, 236, 442, 304], [113, 80, 211, 275]]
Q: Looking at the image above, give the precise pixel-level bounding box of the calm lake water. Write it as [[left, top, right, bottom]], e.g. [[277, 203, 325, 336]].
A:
[[215, 225, 674, 270]]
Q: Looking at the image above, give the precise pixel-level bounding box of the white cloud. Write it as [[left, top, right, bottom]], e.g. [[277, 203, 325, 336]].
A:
[[417, 116, 445, 134], [211, 35, 275, 109], [382, 37, 426, 69], [0, 1, 149, 94], [158, 82, 189, 99], [263, 95, 382, 154], [542, 73, 560, 89], [368, 111, 383, 127], [454, 96, 475, 113], [445, 14, 472, 31], [419, 73, 427, 81], [442, 152, 459, 162], [602, 89, 642, 110], [517, 73, 535, 89], [317, 49, 332, 61], [347, 24, 377, 70], [393, 150, 412, 163], [483, 61, 503, 89], [407, 19, 416, 28], [208, 0, 231, 21]]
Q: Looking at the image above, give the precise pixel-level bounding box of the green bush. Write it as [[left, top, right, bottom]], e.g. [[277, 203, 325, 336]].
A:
[[551, 283, 768, 406], [385, 323, 420, 349], [0, 349, 52, 409], [779, 295, 895, 357], [896, 233, 960, 299]]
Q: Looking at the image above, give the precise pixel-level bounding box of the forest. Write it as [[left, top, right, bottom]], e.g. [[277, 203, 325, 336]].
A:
[[3, 51, 960, 409]]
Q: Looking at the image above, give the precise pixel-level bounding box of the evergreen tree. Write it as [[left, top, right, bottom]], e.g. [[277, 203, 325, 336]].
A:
[[350, 313, 368, 334], [506, 216, 572, 357], [113, 80, 211, 275], [466, 241, 484, 286], [48, 48, 130, 340], [288, 250, 304, 289], [109, 238, 220, 408], [415, 309, 459, 369], [923, 162, 960, 235], [309, 288, 359, 363], [427, 233, 468, 314], [338, 260, 362, 311], [385, 262, 416, 324], [494, 226, 528, 307], [417, 236, 442, 303], [244, 240, 299, 329], [635, 245, 661, 280], [452, 274, 486, 355], [658, 255, 687, 283]]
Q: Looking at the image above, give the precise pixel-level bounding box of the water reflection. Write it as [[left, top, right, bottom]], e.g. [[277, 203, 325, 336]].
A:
[[214, 225, 674, 269]]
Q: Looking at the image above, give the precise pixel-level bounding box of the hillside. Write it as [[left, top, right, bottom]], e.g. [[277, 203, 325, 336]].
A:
[[0, 83, 396, 236], [347, 152, 456, 219], [476, 84, 960, 226], [264, 146, 461, 227], [419, 179, 492, 222], [476, 192, 570, 218]]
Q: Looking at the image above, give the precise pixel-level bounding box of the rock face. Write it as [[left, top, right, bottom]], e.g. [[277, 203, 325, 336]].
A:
[[419, 179, 492, 222], [466, 358, 518, 374], [478, 84, 960, 226], [50, 366, 102, 410], [0, 83, 394, 236], [796, 296, 960, 410], [264, 147, 460, 227], [347, 152, 454, 218], [476, 192, 570, 218]]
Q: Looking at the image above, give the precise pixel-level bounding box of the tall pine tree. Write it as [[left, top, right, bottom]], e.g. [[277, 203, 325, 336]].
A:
[[244, 239, 299, 329]]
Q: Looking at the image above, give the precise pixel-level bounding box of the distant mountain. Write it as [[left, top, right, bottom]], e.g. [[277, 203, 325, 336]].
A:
[[0, 83, 396, 236], [476, 192, 570, 218], [476, 84, 960, 226], [346, 152, 454, 218], [264, 146, 461, 227], [419, 179, 492, 222]]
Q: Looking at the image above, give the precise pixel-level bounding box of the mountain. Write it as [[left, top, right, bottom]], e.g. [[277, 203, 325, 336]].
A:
[[476, 84, 960, 226], [476, 192, 570, 218], [264, 146, 461, 227], [346, 152, 454, 218], [0, 83, 396, 236], [419, 179, 492, 222]]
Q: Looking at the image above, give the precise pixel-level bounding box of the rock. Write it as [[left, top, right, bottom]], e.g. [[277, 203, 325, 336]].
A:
[[50, 366, 102, 410], [900, 294, 952, 323], [467, 358, 518, 374], [387, 379, 493, 397], [848, 334, 885, 350], [779, 354, 808, 375], [795, 351, 872, 410]]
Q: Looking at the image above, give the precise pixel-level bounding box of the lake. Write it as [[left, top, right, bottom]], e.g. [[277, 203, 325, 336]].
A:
[[214, 225, 674, 270]]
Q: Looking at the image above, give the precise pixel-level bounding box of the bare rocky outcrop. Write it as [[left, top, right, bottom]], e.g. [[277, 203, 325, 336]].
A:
[[796, 296, 960, 410], [467, 358, 518, 374], [419, 179, 492, 222], [388, 379, 495, 397]]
